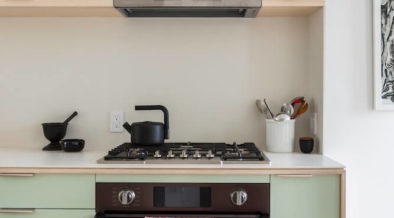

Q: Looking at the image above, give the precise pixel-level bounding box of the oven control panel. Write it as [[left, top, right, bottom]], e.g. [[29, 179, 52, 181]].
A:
[[96, 183, 269, 214]]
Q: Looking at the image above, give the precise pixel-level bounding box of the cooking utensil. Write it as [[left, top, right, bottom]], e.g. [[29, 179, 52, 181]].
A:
[[64, 111, 78, 124], [263, 99, 274, 119], [61, 139, 85, 152], [123, 105, 169, 146], [262, 107, 269, 118], [290, 97, 304, 115], [292, 102, 309, 119], [280, 103, 294, 117], [256, 99, 269, 118], [274, 112, 291, 122], [256, 100, 265, 113], [291, 99, 305, 119], [42, 111, 79, 151], [290, 96, 305, 105]]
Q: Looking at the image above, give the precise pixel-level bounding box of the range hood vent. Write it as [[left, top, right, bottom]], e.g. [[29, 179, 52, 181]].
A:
[[114, 0, 262, 18]]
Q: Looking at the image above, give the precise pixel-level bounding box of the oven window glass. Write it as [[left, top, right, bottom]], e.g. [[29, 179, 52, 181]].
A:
[[154, 186, 211, 208]]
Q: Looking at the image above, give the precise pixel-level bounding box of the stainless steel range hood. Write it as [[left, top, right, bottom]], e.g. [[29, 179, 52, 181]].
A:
[[114, 0, 262, 17]]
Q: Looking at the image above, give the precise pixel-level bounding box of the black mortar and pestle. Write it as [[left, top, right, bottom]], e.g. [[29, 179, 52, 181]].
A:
[[42, 111, 78, 151]]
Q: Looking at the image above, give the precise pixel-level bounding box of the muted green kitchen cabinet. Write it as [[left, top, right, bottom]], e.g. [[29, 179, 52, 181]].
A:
[[0, 209, 95, 218], [270, 174, 340, 218], [96, 174, 270, 183], [0, 174, 95, 209]]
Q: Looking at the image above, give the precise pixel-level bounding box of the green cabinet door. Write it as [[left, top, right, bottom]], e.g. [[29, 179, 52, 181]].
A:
[[271, 174, 340, 218], [0, 174, 95, 208], [0, 209, 95, 218]]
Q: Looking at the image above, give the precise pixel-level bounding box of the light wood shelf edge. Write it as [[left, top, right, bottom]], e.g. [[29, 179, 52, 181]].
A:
[[0, 6, 323, 17], [258, 6, 322, 17], [0, 7, 122, 17], [0, 0, 120, 17], [0, 0, 325, 8], [262, 0, 325, 7], [0, 0, 113, 7], [258, 0, 324, 17], [0, 0, 325, 17], [341, 170, 346, 218]]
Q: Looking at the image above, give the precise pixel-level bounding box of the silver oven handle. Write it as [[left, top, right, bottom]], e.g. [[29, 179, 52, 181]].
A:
[[0, 173, 35, 177], [276, 174, 313, 178], [0, 209, 35, 214]]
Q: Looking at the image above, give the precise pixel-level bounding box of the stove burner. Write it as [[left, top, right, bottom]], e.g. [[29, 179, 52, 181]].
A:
[[101, 142, 269, 164]]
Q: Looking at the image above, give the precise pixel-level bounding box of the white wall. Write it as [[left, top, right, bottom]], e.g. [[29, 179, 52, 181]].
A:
[[0, 18, 314, 150], [308, 9, 324, 153], [324, 0, 394, 217]]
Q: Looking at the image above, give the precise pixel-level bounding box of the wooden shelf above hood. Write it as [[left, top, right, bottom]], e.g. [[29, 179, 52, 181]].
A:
[[259, 0, 324, 16], [0, 0, 121, 17], [0, 0, 324, 17]]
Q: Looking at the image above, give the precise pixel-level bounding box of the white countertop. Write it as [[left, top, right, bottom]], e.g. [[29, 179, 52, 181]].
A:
[[0, 147, 344, 169]]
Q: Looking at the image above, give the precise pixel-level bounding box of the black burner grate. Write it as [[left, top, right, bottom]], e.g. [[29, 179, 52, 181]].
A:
[[104, 142, 265, 162]]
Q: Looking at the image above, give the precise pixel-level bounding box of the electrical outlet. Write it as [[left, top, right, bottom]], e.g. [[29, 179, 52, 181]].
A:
[[310, 112, 318, 136], [110, 111, 124, 133]]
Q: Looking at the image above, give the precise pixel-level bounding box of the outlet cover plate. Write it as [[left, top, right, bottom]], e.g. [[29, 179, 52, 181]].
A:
[[110, 111, 124, 133]]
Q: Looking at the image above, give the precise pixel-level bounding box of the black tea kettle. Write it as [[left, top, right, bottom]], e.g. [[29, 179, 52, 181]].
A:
[[123, 105, 169, 146]]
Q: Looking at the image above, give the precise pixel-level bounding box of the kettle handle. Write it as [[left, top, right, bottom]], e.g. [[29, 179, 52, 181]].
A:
[[135, 105, 170, 139]]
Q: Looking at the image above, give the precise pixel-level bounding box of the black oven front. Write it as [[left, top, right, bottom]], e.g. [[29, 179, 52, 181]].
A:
[[95, 183, 270, 218], [96, 213, 267, 218]]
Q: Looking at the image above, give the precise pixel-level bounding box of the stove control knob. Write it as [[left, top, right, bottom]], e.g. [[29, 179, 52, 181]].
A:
[[154, 150, 162, 158], [206, 150, 215, 159], [167, 150, 175, 158], [118, 190, 136, 205], [230, 190, 248, 206], [193, 150, 202, 159], [180, 150, 188, 159]]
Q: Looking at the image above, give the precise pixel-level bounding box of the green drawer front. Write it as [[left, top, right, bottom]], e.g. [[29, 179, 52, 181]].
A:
[[271, 174, 340, 218], [0, 209, 95, 218], [96, 174, 270, 183], [0, 174, 95, 209]]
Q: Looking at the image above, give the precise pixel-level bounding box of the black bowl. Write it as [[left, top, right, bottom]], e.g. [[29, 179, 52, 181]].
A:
[[61, 139, 85, 152], [42, 123, 68, 151], [299, 137, 314, 153]]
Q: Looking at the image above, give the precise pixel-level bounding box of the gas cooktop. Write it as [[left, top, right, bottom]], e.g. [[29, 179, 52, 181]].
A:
[[97, 142, 270, 164]]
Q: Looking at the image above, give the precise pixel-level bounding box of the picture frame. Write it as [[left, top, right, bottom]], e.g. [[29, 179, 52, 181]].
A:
[[374, 0, 394, 110]]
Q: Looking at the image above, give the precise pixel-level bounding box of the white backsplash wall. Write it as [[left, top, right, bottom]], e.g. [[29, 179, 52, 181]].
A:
[[0, 18, 312, 150], [307, 9, 324, 153]]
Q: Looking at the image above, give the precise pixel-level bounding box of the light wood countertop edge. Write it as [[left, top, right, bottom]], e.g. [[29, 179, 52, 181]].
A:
[[341, 170, 346, 218], [0, 167, 345, 175]]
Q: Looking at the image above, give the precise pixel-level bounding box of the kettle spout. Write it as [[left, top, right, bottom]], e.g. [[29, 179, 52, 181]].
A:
[[123, 122, 132, 134]]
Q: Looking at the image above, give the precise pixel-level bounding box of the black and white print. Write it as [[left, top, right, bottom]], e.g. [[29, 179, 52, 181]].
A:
[[374, 0, 394, 109], [380, 0, 394, 102]]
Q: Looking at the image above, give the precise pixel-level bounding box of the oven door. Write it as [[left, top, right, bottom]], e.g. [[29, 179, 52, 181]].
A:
[[95, 212, 269, 218]]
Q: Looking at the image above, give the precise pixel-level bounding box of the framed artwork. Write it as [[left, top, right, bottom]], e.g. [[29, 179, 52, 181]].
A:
[[374, 0, 394, 110]]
